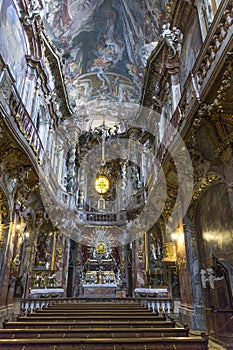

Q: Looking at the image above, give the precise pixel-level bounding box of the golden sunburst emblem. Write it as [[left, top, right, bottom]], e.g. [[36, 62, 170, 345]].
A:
[[95, 241, 107, 255], [94, 175, 110, 194]]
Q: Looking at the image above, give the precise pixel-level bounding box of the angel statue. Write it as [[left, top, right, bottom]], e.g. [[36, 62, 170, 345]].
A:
[[160, 24, 183, 59]]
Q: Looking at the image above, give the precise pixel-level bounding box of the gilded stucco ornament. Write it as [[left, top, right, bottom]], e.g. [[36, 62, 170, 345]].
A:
[[196, 5, 233, 86], [197, 56, 233, 162], [192, 174, 223, 202], [96, 241, 107, 255], [0, 190, 10, 254], [216, 132, 233, 162], [15, 183, 38, 210], [165, 0, 174, 19], [137, 239, 144, 263], [0, 190, 8, 220]]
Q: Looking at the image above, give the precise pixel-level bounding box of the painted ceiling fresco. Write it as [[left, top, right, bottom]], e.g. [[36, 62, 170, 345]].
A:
[[44, 0, 165, 107]]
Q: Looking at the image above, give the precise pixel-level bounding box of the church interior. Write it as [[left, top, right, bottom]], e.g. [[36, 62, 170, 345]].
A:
[[0, 0, 232, 349]]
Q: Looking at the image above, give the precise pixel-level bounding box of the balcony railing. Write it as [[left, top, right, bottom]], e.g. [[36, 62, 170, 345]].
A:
[[81, 210, 126, 226], [0, 55, 44, 163], [15, 102, 44, 161]]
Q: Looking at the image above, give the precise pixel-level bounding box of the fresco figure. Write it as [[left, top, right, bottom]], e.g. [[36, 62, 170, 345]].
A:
[[43, 0, 165, 101], [0, 0, 27, 83], [91, 57, 112, 94]]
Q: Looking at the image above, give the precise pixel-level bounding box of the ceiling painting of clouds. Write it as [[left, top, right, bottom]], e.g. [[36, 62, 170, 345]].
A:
[[44, 0, 165, 106]]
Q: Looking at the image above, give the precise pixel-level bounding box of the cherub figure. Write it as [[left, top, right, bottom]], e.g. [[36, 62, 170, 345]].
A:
[[160, 23, 183, 59]]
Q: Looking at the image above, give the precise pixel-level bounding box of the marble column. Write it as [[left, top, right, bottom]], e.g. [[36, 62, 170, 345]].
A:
[[67, 143, 76, 194], [180, 215, 206, 330]]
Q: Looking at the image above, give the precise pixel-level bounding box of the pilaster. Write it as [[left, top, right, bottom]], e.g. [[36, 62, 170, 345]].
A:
[[179, 216, 206, 330]]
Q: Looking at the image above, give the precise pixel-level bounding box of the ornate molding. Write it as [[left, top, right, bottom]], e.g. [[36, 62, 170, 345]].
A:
[[196, 5, 233, 87], [0, 189, 9, 220], [192, 174, 223, 202], [216, 132, 233, 162], [196, 55, 233, 162], [198, 55, 232, 116], [165, 0, 174, 21], [15, 181, 39, 212]]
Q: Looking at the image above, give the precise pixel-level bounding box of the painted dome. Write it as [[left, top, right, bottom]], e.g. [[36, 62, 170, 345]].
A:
[[43, 0, 165, 107]]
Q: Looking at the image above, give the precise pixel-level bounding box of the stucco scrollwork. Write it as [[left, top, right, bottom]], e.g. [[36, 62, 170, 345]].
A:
[[192, 174, 223, 201]]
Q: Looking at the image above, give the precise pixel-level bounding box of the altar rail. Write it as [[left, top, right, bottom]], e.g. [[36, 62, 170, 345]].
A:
[[14, 297, 177, 318]]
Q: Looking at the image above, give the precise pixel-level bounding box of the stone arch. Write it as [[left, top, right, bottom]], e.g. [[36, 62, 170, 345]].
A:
[[195, 181, 232, 263]]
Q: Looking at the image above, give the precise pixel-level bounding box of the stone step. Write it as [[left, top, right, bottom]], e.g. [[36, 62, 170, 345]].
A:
[[29, 310, 158, 317], [4, 320, 176, 329], [18, 314, 166, 322], [0, 336, 208, 350], [0, 326, 189, 339]]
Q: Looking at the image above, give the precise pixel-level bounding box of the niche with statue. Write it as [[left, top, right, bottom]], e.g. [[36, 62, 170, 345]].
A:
[[148, 231, 166, 287]]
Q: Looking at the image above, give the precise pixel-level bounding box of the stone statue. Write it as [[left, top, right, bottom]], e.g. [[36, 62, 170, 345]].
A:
[[200, 269, 208, 288], [207, 268, 224, 289], [200, 268, 224, 289], [160, 24, 183, 59], [47, 272, 56, 287], [150, 243, 157, 261]]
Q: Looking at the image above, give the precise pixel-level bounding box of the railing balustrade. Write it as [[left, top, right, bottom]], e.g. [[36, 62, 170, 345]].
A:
[[14, 296, 175, 317], [16, 103, 44, 161]]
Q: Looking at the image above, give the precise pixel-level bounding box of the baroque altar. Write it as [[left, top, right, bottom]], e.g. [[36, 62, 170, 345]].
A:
[[83, 283, 117, 298], [79, 236, 122, 297]]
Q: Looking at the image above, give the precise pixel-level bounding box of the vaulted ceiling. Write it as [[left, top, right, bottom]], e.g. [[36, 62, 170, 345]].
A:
[[43, 0, 165, 108]]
